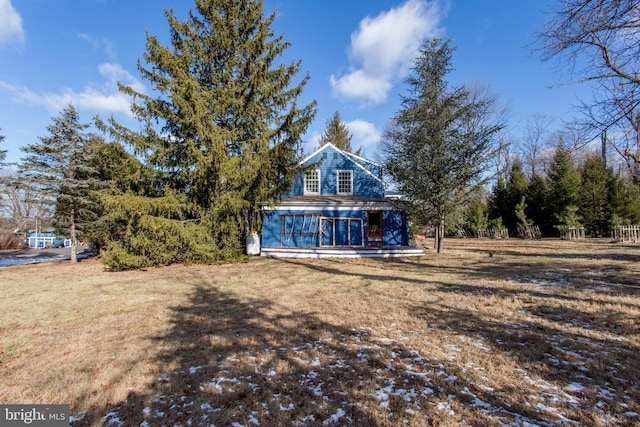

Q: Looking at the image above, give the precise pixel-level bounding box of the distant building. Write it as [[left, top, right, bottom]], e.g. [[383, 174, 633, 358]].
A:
[[26, 231, 70, 249]]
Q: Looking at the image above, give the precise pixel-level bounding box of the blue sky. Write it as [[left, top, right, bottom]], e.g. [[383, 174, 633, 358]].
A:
[[0, 0, 590, 165]]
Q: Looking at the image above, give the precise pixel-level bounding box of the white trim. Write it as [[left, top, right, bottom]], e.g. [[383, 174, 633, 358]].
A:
[[263, 205, 395, 211], [260, 247, 424, 258], [336, 170, 353, 195], [303, 169, 320, 194], [342, 150, 382, 168], [300, 142, 336, 164]]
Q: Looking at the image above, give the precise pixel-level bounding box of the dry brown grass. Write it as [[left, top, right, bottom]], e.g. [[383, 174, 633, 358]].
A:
[[0, 238, 639, 426]]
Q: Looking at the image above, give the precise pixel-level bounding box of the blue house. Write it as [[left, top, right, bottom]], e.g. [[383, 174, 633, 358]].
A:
[[260, 143, 423, 257]]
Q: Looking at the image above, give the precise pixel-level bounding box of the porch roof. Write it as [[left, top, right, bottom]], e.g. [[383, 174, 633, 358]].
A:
[[268, 195, 393, 209]]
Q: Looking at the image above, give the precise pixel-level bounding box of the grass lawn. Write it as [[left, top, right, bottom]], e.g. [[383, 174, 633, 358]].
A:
[[0, 238, 639, 426]]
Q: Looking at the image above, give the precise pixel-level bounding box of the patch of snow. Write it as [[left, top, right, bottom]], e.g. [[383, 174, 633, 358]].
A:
[[565, 382, 586, 392], [436, 401, 454, 416], [322, 408, 345, 425]]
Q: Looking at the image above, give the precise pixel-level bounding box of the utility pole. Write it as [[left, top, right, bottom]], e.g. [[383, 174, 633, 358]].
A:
[[601, 129, 607, 168]]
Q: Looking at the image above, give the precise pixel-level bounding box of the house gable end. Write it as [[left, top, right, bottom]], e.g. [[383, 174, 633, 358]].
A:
[[302, 143, 384, 196]]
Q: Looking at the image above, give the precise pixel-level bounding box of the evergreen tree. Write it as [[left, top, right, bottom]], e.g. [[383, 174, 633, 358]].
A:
[[488, 178, 507, 230], [382, 38, 505, 253], [318, 111, 359, 154], [579, 155, 614, 236], [547, 146, 581, 234], [525, 173, 550, 235], [609, 174, 640, 226], [514, 196, 531, 229], [86, 137, 156, 196], [19, 104, 100, 262], [462, 199, 489, 233], [81, 137, 157, 252], [0, 128, 6, 168], [501, 159, 529, 233], [98, 0, 316, 266]]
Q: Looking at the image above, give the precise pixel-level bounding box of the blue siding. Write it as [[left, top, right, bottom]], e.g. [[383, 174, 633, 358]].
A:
[[286, 144, 384, 198], [261, 143, 410, 251], [261, 208, 408, 248]]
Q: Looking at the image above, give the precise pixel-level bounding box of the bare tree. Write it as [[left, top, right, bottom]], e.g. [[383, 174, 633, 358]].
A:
[[520, 114, 554, 177], [539, 0, 639, 88], [579, 78, 640, 181], [538, 0, 640, 181], [0, 172, 53, 233]]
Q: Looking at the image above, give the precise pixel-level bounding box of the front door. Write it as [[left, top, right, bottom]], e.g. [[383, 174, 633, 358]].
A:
[[367, 211, 383, 247]]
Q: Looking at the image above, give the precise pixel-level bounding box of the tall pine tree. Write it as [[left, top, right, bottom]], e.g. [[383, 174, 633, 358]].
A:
[[382, 38, 504, 252], [98, 0, 316, 265], [20, 104, 100, 262]]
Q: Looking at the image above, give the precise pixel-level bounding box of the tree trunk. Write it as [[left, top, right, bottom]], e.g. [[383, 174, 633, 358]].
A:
[[436, 218, 444, 253], [434, 214, 445, 253], [69, 209, 78, 263]]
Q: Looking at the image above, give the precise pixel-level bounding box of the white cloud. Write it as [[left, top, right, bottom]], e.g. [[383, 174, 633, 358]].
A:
[[347, 119, 382, 153], [330, 0, 444, 105], [0, 63, 144, 116], [77, 32, 117, 59], [329, 71, 391, 105], [0, 0, 26, 49]]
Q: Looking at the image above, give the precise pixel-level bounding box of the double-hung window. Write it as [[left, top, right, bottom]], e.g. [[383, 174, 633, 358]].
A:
[[337, 170, 353, 195], [304, 169, 320, 194]]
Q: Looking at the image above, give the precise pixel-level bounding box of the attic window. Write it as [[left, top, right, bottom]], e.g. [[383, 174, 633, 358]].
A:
[[304, 169, 320, 194], [337, 170, 353, 195]]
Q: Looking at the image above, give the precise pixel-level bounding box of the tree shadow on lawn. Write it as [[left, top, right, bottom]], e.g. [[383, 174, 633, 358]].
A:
[[279, 253, 640, 301], [410, 300, 640, 424], [78, 271, 522, 426], [74, 253, 640, 426], [272, 257, 640, 423]]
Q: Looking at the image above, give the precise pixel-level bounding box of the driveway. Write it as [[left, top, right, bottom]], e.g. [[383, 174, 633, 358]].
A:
[[0, 247, 96, 267]]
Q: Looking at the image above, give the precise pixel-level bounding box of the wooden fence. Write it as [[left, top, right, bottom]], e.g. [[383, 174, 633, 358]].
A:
[[612, 225, 640, 242], [559, 226, 586, 240], [517, 225, 542, 239], [456, 228, 509, 239]]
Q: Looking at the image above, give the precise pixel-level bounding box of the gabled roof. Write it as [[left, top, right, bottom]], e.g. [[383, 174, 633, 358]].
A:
[[301, 142, 384, 186]]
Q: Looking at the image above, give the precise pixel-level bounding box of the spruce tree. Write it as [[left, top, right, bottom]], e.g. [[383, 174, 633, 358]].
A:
[[382, 38, 505, 253], [609, 175, 640, 226], [579, 155, 614, 236], [318, 111, 358, 154], [98, 0, 316, 264], [547, 147, 581, 235], [502, 160, 529, 233], [19, 104, 100, 262], [525, 173, 551, 235]]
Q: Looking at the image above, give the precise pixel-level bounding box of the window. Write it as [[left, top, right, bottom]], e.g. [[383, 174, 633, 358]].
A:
[[304, 170, 320, 194], [337, 170, 353, 195]]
